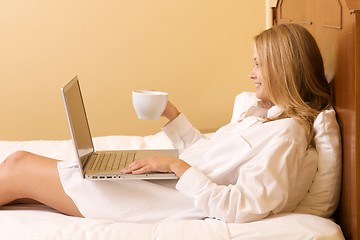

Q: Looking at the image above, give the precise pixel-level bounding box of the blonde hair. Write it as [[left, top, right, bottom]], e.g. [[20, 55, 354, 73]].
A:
[[254, 24, 332, 143]]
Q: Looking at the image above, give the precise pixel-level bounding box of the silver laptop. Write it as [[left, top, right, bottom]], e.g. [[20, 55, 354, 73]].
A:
[[61, 76, 178, 180]]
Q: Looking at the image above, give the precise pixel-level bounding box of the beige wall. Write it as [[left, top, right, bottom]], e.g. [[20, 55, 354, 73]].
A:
[[0, 0, 265, 140]]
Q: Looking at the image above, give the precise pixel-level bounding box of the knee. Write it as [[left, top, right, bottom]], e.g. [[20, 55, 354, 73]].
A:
[[1, 151, 32, 174], [0, 151, 36, 202]]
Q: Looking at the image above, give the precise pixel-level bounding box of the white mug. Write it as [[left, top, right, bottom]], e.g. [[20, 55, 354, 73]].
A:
[[132, 90, 168, 120]]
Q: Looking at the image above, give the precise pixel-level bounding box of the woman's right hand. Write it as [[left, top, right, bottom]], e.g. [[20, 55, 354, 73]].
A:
[[162, 101, 180, 122]]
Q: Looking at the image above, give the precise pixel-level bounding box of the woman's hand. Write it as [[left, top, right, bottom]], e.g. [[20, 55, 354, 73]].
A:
[[162, 101, 180, 122], [121, 157, 191, 178]]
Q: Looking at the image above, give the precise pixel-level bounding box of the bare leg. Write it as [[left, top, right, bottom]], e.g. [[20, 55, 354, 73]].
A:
[[8, 198, 40, 204], [0, 151, 83, 217]]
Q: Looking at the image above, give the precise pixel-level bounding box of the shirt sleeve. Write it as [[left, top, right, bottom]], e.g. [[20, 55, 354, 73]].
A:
[[162, 113, 207, 153], [176, 137, 304, 223]]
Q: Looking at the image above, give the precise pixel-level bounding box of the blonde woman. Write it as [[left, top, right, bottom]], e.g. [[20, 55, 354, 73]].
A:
[[0, 24, 333, 223]]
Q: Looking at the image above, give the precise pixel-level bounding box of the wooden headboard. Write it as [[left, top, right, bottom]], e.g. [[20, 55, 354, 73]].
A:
[[273, 0, 360, 239]]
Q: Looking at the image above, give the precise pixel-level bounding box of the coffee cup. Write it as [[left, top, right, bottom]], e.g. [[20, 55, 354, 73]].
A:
[[132, 90, 168, 120]]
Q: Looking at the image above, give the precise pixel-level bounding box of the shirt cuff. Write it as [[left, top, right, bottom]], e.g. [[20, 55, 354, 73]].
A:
[[161, 113, 195, 152], [162, 113, 193, 138], [175, 166, 209, 199]]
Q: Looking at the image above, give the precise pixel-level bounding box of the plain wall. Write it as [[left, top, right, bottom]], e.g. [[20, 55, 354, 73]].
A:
[[0, 0, 265, 140]]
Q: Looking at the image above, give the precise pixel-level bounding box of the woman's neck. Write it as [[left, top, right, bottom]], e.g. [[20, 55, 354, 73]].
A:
[[258, 100, 274, 109]]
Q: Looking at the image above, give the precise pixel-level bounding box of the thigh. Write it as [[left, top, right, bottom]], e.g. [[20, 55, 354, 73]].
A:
[[2, 151, 83, 217]]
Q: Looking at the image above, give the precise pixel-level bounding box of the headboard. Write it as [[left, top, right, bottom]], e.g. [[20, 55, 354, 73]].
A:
[[272, 0, 360, 239]]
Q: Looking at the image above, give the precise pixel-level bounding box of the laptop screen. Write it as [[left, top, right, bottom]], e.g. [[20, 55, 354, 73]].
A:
[[61, 76, 94, 166]]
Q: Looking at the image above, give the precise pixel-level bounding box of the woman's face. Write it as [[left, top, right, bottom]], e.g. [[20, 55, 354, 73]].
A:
[[249, 47, 268, 102]]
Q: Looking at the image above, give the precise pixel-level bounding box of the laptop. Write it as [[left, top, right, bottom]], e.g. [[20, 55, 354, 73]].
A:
[[61, 76, 178, 180]]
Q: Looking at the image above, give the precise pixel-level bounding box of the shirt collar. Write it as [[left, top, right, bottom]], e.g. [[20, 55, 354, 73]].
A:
[[267, 105, 283, 118]]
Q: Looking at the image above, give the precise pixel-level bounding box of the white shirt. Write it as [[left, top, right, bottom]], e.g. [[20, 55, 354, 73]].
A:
[[163, 92, 317, 223]]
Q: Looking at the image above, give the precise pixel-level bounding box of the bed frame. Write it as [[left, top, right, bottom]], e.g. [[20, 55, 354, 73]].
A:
[[273, 0, 360, 239]]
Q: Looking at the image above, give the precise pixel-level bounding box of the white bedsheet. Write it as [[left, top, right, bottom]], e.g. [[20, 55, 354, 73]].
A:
[[0, 133, 345, 240]]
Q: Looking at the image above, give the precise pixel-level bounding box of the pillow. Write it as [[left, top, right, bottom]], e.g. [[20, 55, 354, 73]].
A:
[[230, 92, 259, 123], [293, 108, 342, 217], [231, 93, 342, 217]]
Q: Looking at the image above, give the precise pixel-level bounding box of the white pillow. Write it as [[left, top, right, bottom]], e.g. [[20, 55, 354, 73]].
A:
[[293, 108, 342, 217], [230, 92, 259, 123]]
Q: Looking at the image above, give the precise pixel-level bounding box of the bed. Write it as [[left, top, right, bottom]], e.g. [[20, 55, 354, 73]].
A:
[[0, 133, 345, 239], [0, 0, 357, 239]]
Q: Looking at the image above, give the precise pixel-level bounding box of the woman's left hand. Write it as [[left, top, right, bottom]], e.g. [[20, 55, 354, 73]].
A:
[[121, 157, 191, 178]]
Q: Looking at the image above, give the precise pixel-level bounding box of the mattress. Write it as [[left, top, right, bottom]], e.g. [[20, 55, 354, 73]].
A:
[[0, 133, 345, 240]]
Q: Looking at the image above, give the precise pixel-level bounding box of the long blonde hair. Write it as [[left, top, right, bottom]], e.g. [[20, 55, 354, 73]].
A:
[[254, 24, 332, 143]]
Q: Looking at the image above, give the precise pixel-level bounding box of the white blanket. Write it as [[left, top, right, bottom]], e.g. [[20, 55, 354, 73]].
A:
[[0, 133, 345, 240]]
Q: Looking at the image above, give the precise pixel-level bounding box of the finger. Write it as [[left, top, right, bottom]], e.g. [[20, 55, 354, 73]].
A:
[[121, 161, 143, 173], [131, 166, 152, 174]]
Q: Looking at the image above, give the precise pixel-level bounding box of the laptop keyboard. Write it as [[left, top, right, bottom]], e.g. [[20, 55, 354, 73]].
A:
[[88, 152, 136, 171]]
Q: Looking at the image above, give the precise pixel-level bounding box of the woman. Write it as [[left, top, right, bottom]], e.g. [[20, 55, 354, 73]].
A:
[[0, 23, 332, 223]]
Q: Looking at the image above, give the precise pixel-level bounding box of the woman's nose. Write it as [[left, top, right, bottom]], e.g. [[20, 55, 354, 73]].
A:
[[249, 70, 256, 79]]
